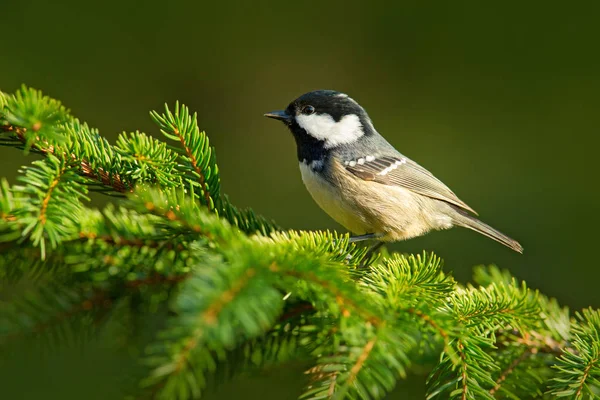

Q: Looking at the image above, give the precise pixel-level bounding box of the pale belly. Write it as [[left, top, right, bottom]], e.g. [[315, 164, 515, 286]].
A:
[[298, 161, 454, 240], [299, 162, 372, 234]]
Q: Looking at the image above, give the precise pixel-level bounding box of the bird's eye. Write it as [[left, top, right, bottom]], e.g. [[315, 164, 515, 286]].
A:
[[302, 105, 315, 115]]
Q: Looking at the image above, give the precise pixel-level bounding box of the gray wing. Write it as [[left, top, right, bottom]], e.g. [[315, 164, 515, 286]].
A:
[[344, 155, 478, 215]]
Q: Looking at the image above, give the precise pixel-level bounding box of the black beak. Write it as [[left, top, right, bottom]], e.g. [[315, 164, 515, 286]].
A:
[[264, 110, 292, 122]]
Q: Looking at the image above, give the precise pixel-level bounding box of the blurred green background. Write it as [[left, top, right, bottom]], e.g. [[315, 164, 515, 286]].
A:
[[1, 0, 598, 398]]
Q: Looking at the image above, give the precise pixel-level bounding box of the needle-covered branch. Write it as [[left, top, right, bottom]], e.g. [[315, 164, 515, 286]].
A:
[[1, 85, 598, 400]]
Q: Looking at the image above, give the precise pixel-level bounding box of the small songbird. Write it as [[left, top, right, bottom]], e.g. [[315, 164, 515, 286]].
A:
[[264, 90, 523, 253]]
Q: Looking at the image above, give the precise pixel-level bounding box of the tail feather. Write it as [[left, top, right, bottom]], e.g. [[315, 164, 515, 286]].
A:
[[453, 213, 523, 254]]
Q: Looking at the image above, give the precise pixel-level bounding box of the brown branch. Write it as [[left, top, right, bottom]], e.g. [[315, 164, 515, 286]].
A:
[[171, 126, 212, 209], [0, 212, 17, 222], [78, 231, 185, 251], [347, 336, 378, 385], [1, 124, 23, 135], [0, 290, 109, 343], [458, 340, 468, 400], [143, 201, 212, 239], [173, 267, 257, 374], [490, 349, 531, 396], [304, 365, 337, 394], [283, 265, 384, 397], [0, 271, 189, 345], [39, 164, 66, 225], [328, 373, 337, 397], [7, 124, 129, 193], [79, 161, 129, 192], [457, 307, 514, 324], [408, 308, 450, 350], [313, 335, 380, 397], [524, 330, 566, 354], [576, 356, 598, 398], [306, 330, 380, 398], [203, 268, 256, 324], [495, 329, 567, 356], [490, 330, 570, 397], [280, 268, 381, 326]]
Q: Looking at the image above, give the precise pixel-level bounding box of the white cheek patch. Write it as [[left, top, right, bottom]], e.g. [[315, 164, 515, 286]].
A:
[[296, 113, 364, 148]]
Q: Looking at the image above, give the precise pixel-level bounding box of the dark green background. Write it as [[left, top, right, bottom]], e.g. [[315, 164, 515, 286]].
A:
[[1, 1, 598, 399]]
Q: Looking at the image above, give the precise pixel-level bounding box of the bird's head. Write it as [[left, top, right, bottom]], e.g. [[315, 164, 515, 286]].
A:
[[265, 90, 375, 150]]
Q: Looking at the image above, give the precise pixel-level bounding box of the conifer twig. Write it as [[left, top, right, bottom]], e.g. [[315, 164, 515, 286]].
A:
[[39, 163, 66, 225], [282, 269, 381, 325], [0, 289, 108, 343], [458, 340, 468, 400], [408, 307, 450, 349], [78, 232, 185, 251], [489, 349, 531, 396], [576, 357, 598, 398], [4, 123, 129, 192], [348, 336, 378, 384], [170, 126, 213, 208]]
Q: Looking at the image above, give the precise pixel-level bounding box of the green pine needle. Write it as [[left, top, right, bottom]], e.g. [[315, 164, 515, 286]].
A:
[[150, 102, 220, 211], [550, 309, 600, 399], [11, 155, 89, 258], [1, 85, 71, 152]]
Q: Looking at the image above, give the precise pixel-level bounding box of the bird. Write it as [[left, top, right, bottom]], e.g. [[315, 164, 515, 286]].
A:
[[264, 90, 523, 253]]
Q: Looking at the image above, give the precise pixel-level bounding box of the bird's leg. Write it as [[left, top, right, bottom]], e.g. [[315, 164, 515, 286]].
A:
[[349, 233, 382, 243], [346, 233, 386, 268], [364, 241, 385, 259]]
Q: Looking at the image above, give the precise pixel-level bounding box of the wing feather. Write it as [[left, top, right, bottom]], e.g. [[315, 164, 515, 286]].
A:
[[345, 155, 478, 215]]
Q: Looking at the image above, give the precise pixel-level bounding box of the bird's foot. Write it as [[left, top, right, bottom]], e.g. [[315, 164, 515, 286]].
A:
[[345, 233, 386, 268], [349, 233, 383, 243], [360, 241, 385, 267]]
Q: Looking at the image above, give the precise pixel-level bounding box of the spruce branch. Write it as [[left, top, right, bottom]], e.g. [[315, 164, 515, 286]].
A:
[[1, 89, 131, 193], [1, 85, 599, 400], [1, 86, 278, 259], [1, 85, 70, 151], [150, 103, 219, 211], [11, 155, 89, 258], [550, 308, 600, 399], [490, 348, 542, 398], [0, 283, 107, 344]]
